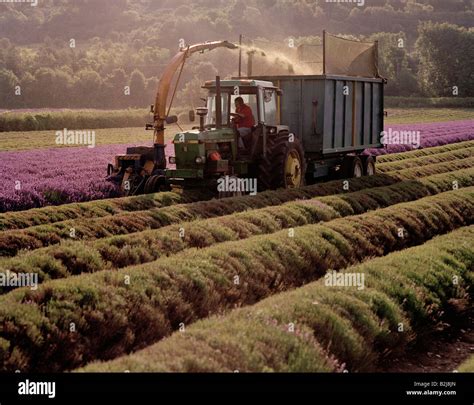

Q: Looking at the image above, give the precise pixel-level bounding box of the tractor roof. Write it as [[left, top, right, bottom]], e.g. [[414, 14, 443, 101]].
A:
[[203, 79, 276, 89]]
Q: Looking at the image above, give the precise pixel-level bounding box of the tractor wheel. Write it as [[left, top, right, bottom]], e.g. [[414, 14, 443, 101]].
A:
[[217, 175, 244, 199], [341, 156, 364, 179], [144, 175, 170, 194], [364, 156, 376, 176], [258, 132, 306, 191]]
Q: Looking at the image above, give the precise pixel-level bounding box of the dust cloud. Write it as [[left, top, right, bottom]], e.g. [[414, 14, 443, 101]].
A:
[[238, 43, 322, 76]]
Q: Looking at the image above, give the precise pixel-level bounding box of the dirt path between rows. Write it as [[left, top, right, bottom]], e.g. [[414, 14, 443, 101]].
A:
[[377, 301, 474, 372]]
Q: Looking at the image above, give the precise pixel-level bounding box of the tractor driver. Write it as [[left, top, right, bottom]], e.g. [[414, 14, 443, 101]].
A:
[[230, 96, 255, 149]]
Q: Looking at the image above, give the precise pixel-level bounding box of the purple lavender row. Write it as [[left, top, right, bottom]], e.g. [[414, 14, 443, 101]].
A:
[[366, 120, 474, 155], [1, 120, 473, 212], [0, 142, 175, 212]]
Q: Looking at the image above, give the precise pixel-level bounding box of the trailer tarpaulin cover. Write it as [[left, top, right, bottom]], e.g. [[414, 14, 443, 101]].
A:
[[296, 33, 379, 78], [324, 32, 379, 78], [244, 33, 379, 78]]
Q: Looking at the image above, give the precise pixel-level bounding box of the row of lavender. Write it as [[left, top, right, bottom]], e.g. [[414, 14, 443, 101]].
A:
[[366, 120, 474, 155], [0, 142, 176, 212], [1, 121, 473, 212]]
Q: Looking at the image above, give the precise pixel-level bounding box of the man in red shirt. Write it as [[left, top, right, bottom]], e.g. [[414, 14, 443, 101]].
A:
[[230, 97, 255, 149]]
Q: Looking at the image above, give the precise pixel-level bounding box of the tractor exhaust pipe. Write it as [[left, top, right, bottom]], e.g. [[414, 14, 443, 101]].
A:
[[215, 76, 222, 129], [199, 113, 205, 131], [247, 51, 254, 77], [196, 107, 208, 132]]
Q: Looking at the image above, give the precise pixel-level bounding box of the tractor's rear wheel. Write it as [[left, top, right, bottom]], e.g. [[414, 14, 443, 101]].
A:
[[258, 132, 306, 191]]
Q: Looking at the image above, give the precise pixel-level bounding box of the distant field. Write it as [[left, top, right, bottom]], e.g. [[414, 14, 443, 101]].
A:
[[0, 109, 149, 132], [0, 108, 472, 152], [385, 97, 474, 109], [0, 124, 189, 152], [385, 108, 474, 124]]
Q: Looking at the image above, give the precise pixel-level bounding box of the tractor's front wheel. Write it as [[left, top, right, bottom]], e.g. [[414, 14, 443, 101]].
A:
[[258, 132, 306, 191]]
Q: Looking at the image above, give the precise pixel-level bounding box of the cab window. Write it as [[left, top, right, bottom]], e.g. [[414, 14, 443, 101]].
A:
[[205, 92, 229, 126], [263, 89, 277, 126]]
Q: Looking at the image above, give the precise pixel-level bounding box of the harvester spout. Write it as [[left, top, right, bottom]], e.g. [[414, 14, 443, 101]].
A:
[[152, 40, 237, 169]]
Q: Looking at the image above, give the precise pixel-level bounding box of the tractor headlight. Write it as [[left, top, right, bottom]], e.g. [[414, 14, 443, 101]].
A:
[[195, 156, 206, 164], [169, 156, 176, 164]]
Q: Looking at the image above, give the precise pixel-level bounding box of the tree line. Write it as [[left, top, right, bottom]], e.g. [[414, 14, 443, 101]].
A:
[[0, 0, 472, 109]]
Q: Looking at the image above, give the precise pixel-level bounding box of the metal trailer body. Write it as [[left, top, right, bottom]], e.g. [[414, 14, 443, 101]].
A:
[[251, 74, 384, 179]]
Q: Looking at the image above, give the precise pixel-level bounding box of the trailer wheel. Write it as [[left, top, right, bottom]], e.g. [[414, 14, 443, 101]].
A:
[[144, 175, 169, 194], [364, 156, 376, 176], [258, 132, 306, 191], [342, 156, 364, 179]]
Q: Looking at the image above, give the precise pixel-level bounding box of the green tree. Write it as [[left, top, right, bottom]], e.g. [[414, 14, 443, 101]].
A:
[[29, 68, 74, 108], [416, 22, 474, 97], [74, 69, 103, 107], [146, 76, 159, 105], [176, 76, 208, 110], [0, 68, 19, 108], [129, 69, 147, 107], [104, 68, 128, 108], [370, 32, 419, 96]]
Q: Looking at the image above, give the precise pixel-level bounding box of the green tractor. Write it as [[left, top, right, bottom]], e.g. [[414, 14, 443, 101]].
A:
[[107, 82, 307, 197], [166, 77, 306, 195]]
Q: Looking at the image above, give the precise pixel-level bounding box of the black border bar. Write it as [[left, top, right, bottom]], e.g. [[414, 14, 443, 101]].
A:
[[0, 373, 473, 402]]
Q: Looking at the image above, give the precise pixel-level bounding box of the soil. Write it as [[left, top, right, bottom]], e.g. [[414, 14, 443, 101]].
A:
[[377, 300, 474, 372]]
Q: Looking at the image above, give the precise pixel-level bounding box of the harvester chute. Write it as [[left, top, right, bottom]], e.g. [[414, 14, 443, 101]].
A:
[[107, 40, 237, 195], [152, 40, 238, 168]]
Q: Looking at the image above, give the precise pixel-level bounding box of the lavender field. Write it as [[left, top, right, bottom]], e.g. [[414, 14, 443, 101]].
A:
[[1, 120, 472, 212], [367, 120, 474, 155], [1, 0, 474, 392], [0, 142, 175, 212]]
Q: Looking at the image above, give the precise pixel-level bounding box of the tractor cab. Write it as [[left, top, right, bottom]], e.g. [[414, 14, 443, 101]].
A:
[[166, 78, 289, 188], [203, 79, 278, 130]]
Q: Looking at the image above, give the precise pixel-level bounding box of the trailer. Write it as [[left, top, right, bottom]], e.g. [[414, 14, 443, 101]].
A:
[[252, 74, 385, 180]]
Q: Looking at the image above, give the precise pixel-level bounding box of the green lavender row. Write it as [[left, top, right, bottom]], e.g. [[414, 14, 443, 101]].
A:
[[80, 226, 474, 372], [2, 157, 471, 257], [0, 167, 471, 287], [0, 188, 471, 372]]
